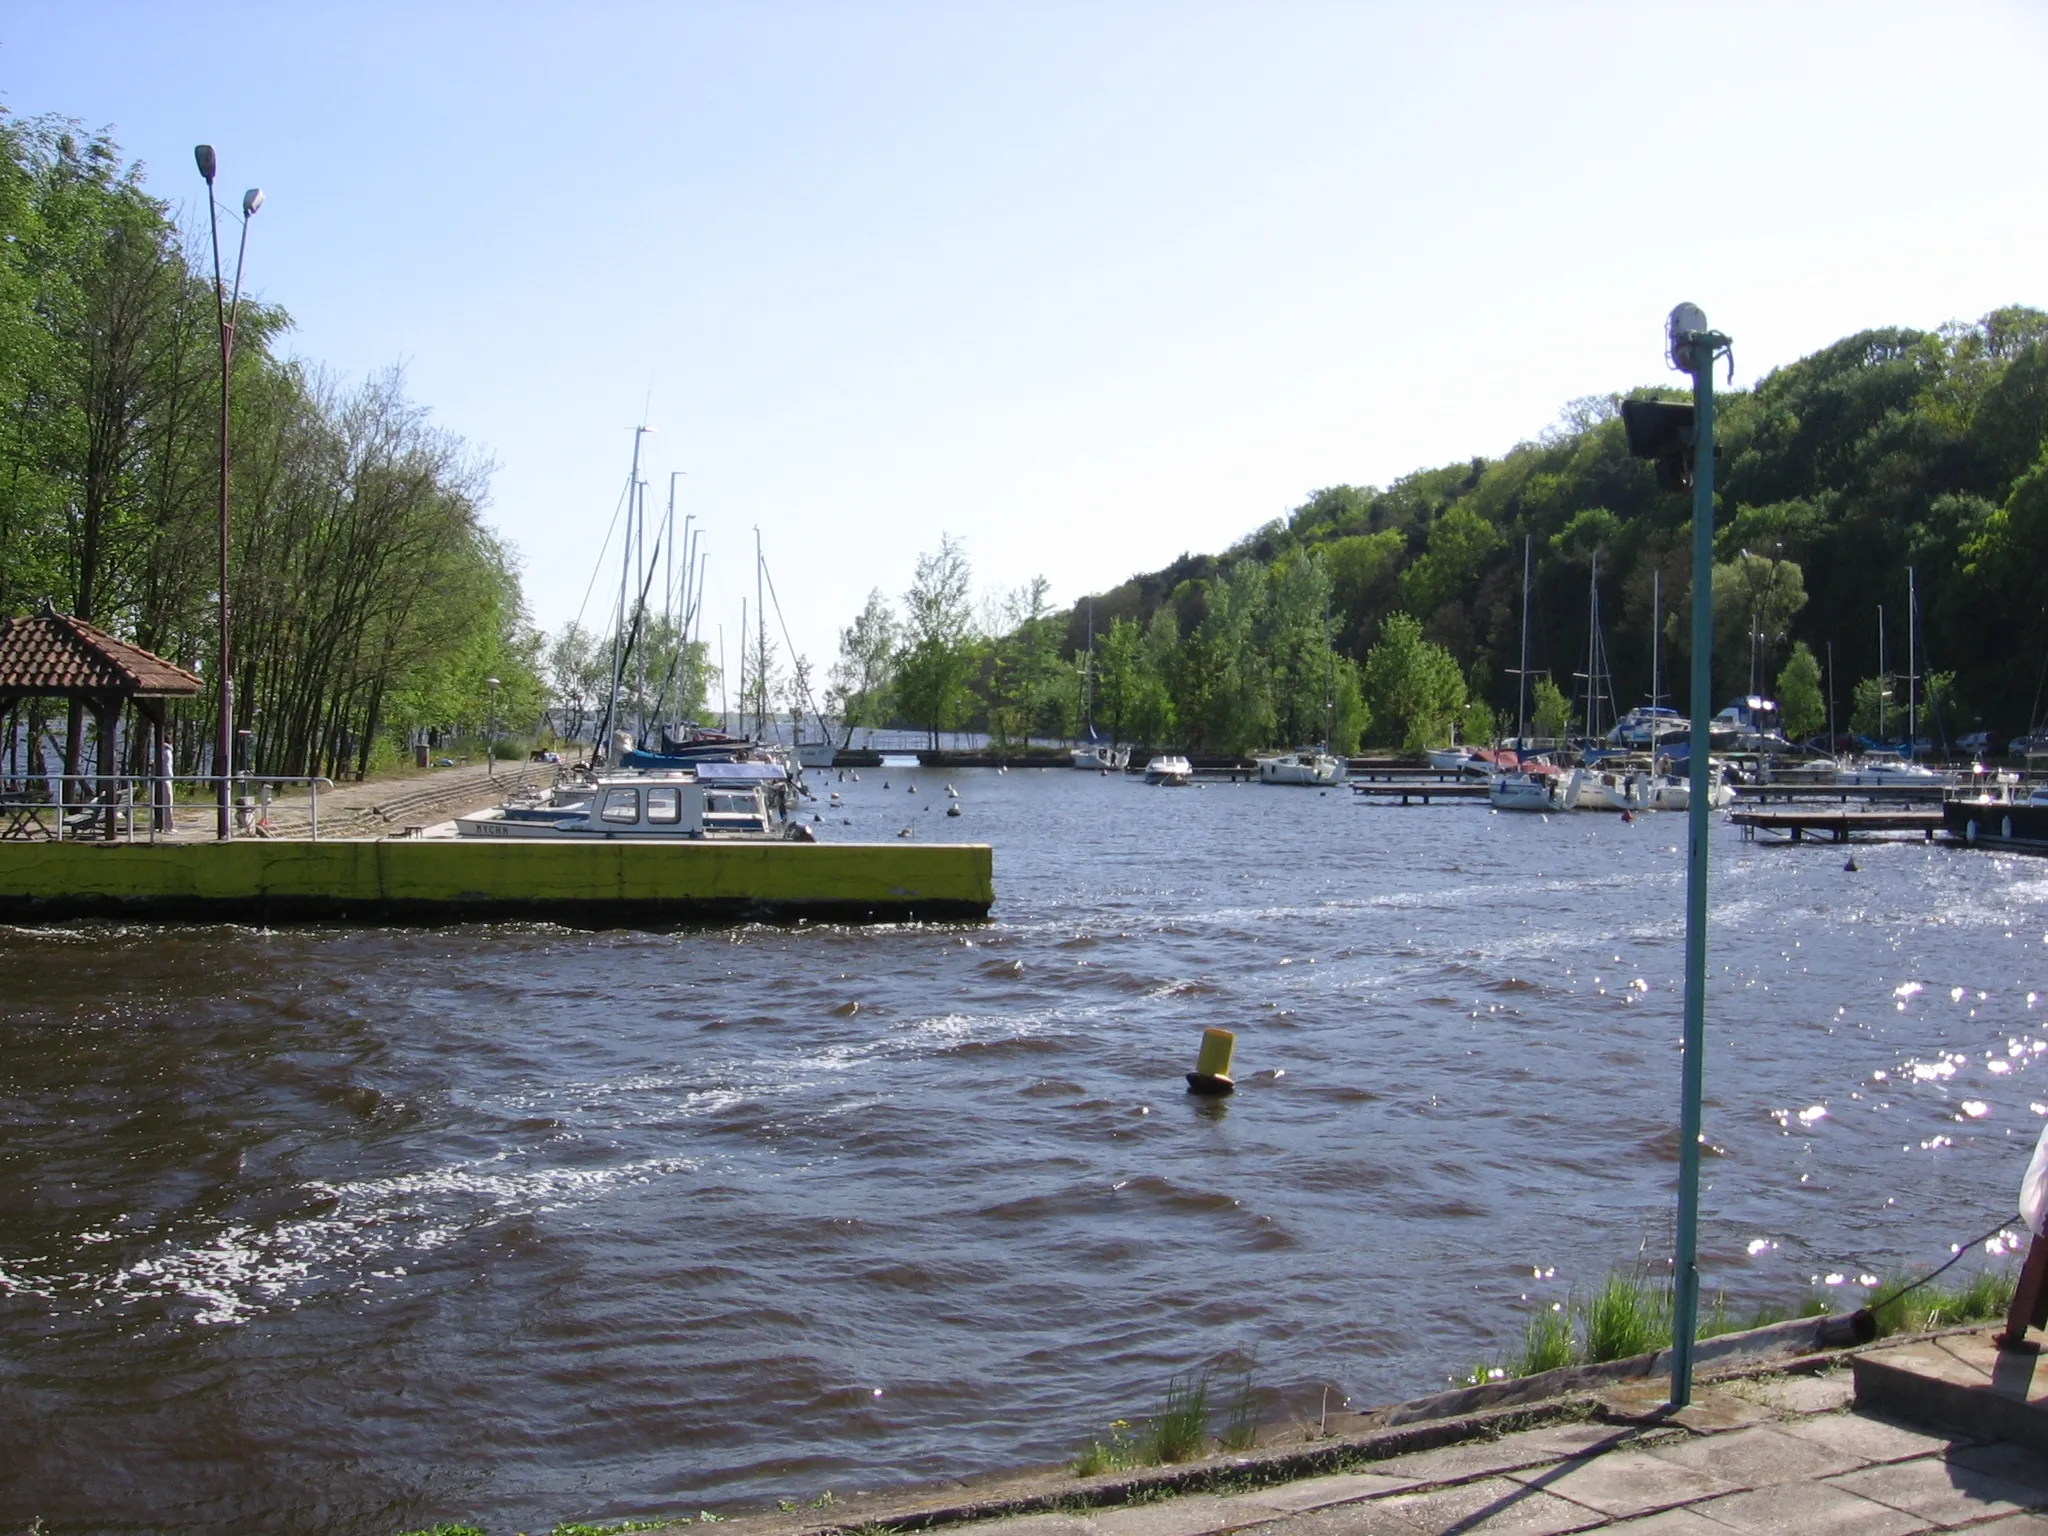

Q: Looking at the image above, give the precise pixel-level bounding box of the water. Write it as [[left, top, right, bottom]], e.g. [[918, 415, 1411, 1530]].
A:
[[2, 768, 2044, 1534]]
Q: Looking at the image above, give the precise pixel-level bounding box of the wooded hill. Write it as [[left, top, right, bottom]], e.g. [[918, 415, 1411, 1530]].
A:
[[1057, 307, 2048, 753]]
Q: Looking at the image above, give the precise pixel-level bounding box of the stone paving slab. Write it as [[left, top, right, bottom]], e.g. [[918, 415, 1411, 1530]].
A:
[[1327, 1475, 1605, 1534], [1366, 1423, 1653, 1486], [1828, 1454, 2047, 1527], [1725, 1370, 1854, 1416], [1770, 1408, 1973, 1465], [1688, 1479, 1932, 1534], [1499, 1450, 1739, 1520], [1636, 1422, 1867, 1485], [1592, 1511, 1740, 1534], [1230, 1471, 1422, 1513]]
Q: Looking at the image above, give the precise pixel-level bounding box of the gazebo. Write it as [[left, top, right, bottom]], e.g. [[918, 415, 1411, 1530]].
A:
[[0, 605, 203, 835]]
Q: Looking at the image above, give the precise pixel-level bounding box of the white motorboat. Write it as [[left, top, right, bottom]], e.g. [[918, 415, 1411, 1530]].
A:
[[1643, 773, 1734, 812], [456, 766, 800, 841], [1257, 750, 1346, 786], [1143, 755, 1193, 786], [1490, 764, 1571, 812], [1582, 759, 1655, 811], [1830, 753, 1945, 787]]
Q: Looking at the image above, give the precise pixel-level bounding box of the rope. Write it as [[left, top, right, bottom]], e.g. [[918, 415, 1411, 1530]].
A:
[[1862, 1213, 2026, 1316]]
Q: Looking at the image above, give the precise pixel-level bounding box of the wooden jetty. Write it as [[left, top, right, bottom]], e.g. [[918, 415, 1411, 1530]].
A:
[[1351, 780, 1490, 804], [1732, 807, 1942, 842]]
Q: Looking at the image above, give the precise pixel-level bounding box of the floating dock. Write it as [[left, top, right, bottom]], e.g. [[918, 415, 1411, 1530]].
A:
[[0, 837, 994, 925], [1731, 807, 1942, 842], [1351, 780, 1490, 804]]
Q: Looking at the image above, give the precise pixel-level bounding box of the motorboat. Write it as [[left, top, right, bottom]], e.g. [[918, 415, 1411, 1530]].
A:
[[1257, 750, 1346, 786], [1830, 752, 1946, 787], [1428, 745, 1500, 777], [456, 763, 801, 841], [1581, 759, 1654, 812], [1489, 762, 1571, 812], [1608, 706, 1690, 751], [1643, 772, 1735, 812], [1143, 755, 1193, 786]]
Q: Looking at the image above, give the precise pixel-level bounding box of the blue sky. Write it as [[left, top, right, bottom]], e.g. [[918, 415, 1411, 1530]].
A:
[[8, 2, 2047, 676]]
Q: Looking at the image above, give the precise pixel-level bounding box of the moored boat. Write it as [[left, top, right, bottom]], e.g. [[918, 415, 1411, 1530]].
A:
[[1942, 778, 2048, 849], [1257, 750, 1346, 786], [1143, 755, 1193, 786], [457, 765, 801, 841], [1489, 762, 1571, 812]]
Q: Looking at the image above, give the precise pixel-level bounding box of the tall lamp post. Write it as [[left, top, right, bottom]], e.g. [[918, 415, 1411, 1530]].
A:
[[1622, 304, 1731, 1408], [485, 677, 501, 776], [195, 146, 264, 840]]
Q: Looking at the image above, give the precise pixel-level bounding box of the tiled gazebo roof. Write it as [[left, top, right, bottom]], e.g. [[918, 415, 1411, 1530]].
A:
[[0, 610, 202, 703]]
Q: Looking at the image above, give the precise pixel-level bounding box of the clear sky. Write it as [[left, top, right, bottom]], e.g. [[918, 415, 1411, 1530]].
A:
[[7, 2, 2047, 679]]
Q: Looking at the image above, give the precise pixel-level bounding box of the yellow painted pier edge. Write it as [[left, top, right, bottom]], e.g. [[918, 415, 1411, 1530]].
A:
[[0, 839, 994, 925]]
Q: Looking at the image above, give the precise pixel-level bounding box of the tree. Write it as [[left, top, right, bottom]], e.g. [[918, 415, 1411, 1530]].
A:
[[1531, 678, 1571, 742], [1398, 504, 1502, 620], [894, 535, 975, 749], [826, 589, 898, 749], [1776, 641, 1825, 741], [1362, 612, 1468, 751], [1713, 551, 1807, 698]]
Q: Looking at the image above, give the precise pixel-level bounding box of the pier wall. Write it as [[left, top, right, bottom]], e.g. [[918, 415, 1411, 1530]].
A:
[[0, 838, 993, 924]]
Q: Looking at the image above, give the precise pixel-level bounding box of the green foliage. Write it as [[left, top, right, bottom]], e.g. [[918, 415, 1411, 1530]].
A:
[[1071, 1418, 1140, 1477], [0, 116, 537, 781], [1584, 1272, 1668, 1362], [893, 535, 976, 748], [396, 1526, 488, 1536], [826, 589, 899, 747], [1869, 1268, 2016, 1338], [1776, 642, 1825, 741], [1361, 613, 1467, 750], [909, 304, 2048, 748], [1141, 1372, 1210, 1465], [1529, 678, 1571, 741], [1511, 1304, 1576, 1376]]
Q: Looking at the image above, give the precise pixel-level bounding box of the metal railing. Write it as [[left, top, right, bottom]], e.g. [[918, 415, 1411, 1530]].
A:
[[0, 773, 335, 844]]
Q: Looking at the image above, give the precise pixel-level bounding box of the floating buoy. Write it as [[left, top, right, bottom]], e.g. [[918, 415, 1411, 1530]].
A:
[[1185, 1027, 1236, 1096], [947, 803, 962, 817], [851, 773, 860, 782], [1844, 855, 1859, 871], [898, 826, 913, 838], [1621, 809, 1634, 824], [883, 781, 890, 789], [908, 782, 918, 793]]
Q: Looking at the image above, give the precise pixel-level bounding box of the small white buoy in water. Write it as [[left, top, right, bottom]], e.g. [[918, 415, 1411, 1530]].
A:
[[851, 773, 860, 782], [908, 781, 917, 793], [947, 803, 962, 817]]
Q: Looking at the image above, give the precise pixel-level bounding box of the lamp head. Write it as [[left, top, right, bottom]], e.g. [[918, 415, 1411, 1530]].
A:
[[243, 188, 265, 217], [194, 144, 217, 182], [486, 677, 501, 690], [1667, 302, 1710, 373]]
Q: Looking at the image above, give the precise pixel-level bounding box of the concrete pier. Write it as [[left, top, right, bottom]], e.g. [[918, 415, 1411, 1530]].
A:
[[0, 837, 994, 924]]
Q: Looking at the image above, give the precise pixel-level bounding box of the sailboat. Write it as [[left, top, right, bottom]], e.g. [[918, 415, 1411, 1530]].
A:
[[1491, 537, 1577, 812], [1072, 596, 1129, 772], [1609, 571, 1689, 753]]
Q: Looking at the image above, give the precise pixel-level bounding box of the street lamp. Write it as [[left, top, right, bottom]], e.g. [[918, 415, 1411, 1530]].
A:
[[485, 677, 502, 776], [195, 145, 264, 840]]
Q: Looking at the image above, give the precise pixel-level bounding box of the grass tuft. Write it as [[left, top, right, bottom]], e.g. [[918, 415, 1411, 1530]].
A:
[[1870, 1268, 2015, 1337], [1217, 1366, 1261, 1453], [1140, 1372, 1210, 1465], [1071, 1418, 1141, 1477], [1511, 1304, 1576, 1376], [1585, 1273, 1667, 1362]]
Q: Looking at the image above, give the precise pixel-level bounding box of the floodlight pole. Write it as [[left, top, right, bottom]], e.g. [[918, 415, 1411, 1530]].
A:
[[1671, 319, 1729, 1408]]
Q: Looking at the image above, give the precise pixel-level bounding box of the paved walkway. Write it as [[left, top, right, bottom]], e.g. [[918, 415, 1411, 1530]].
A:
[[932, 1370, 2047, 1536]]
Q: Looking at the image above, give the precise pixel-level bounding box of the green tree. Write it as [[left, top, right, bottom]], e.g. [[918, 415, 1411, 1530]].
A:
[[893, 535, 976, 749], [1398, 504, 1502, 619], [826, 589, 898, 749], [1361, 612, 1468, 751], [1531, 678, 1571, 741], [1776, 641, 1825, 740]]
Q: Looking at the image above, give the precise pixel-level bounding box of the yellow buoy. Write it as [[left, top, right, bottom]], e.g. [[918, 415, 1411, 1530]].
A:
[[1186, 1027, 1236, 1096]]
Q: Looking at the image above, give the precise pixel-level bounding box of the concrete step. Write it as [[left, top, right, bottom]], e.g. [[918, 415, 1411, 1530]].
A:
[[1852, 1329, 2048, 1453]]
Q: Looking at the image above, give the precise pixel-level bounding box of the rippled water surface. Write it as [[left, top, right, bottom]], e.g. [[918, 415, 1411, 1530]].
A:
[[3, 768, 2046, 1534]]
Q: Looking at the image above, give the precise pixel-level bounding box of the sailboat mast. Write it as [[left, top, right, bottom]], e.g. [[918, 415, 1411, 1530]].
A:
[[1877, 605, 1887, 743], [1084, 596, 1095, 738], [1584, 551, 1599, 741], [1516, 535, 1530, 744], [1907, 566, 1918, 757], [603, 424, 650, 762], [755, 527, 767, 740], [1651, 570, 1662, 713]]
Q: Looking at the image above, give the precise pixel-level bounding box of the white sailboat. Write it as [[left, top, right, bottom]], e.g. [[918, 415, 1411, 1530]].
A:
[[1492, 537, 1573, 812]]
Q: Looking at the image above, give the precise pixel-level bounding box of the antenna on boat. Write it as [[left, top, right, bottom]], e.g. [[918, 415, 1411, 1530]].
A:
[[601, 424, 653, 763]]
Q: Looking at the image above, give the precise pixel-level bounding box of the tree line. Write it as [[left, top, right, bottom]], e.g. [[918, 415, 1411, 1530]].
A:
[[0, 115, 541, 783], [804, 305, 2048, 756]]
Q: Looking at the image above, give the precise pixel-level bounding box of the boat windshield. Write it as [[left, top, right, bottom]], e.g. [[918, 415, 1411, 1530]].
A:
[[600, 788, 639, 823]]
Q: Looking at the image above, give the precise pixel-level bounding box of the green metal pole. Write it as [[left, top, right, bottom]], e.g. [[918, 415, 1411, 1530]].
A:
[[1671, 329, 1722, 1407]]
